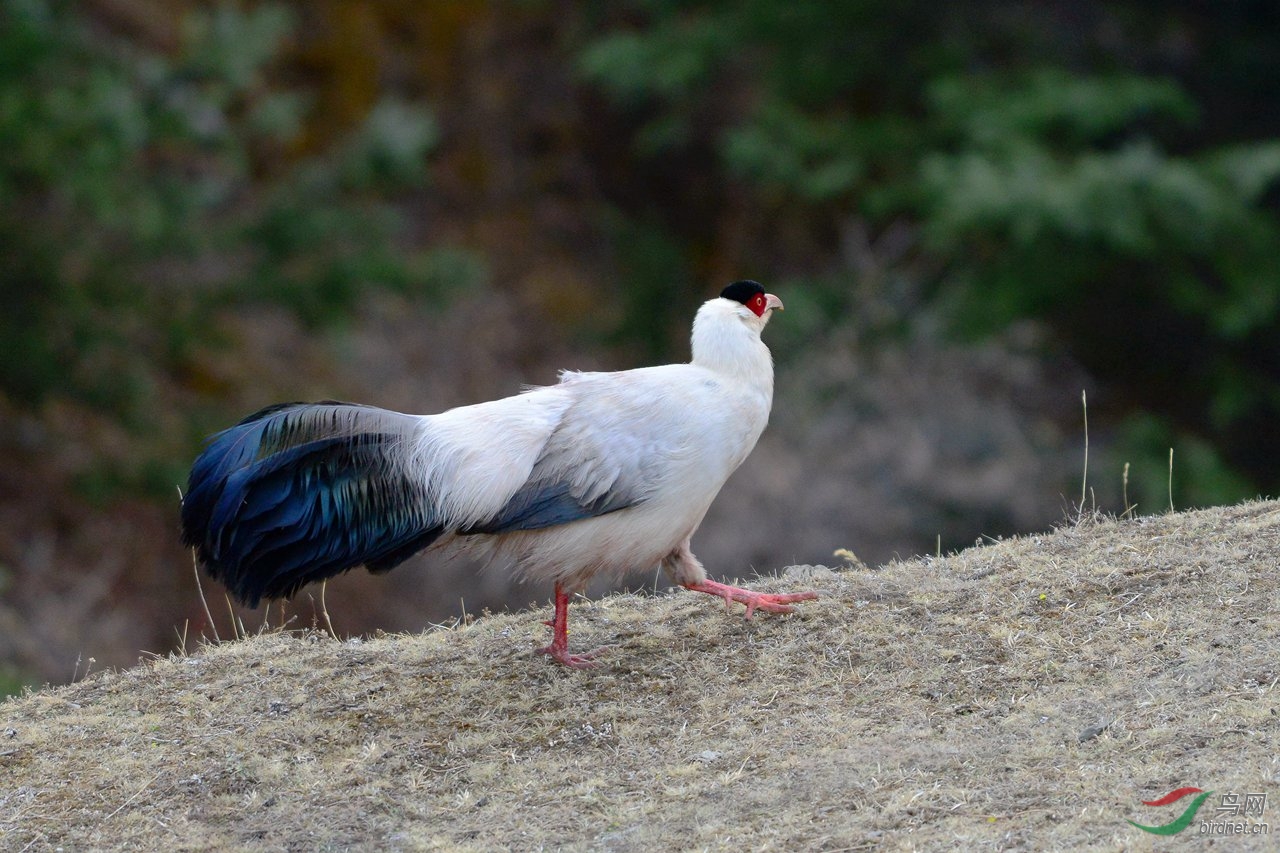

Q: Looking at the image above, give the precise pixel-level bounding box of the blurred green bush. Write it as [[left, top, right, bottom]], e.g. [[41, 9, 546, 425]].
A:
[[0, 0, 476, 432]]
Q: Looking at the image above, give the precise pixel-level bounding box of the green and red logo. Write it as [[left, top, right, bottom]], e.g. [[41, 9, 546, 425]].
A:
[[1127, 787, 1214, 835]]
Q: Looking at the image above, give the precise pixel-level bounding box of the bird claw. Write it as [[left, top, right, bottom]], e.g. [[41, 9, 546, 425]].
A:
[[683, 579, 818, 619], [536, 643, 605, 669]]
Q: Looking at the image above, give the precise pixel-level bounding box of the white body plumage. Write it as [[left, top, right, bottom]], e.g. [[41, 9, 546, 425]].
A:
[[406, 294, 776, 589]]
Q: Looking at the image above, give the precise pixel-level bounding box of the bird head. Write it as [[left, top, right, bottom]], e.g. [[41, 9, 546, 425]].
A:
[[690, 280, 782, 377], [719, 280, 784, 324]]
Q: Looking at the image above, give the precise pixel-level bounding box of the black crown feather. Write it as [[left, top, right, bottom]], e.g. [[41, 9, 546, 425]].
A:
[[719, 280, 764, 305]]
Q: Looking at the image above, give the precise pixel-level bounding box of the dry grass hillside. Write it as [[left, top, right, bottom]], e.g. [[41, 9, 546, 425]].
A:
[[2, 501, 1278, 851]]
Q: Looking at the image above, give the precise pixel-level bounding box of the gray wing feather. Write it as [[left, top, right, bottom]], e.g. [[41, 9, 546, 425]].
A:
[[463, 376, 667, 534]]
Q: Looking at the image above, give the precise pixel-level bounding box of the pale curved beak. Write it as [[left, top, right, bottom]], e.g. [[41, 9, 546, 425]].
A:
[[765, 293, 784, 312]]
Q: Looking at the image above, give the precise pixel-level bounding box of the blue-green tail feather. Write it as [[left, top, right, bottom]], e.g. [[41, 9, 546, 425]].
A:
[[181, 403, 442, 607]]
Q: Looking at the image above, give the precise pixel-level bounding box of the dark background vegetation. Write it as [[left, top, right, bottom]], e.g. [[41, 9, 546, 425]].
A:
[[3, 0, 1278, 692]]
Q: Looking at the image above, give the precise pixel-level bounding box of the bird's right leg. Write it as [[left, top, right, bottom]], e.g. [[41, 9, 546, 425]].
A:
[[663, 541, 817, 618], [536, 582, 603, 669]]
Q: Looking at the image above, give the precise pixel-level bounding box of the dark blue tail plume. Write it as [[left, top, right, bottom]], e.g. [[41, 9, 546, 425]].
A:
[[181, 402, 442, 607]]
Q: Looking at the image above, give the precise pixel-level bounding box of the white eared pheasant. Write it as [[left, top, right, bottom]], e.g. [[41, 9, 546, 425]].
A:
[[181, 281, 816, 666]]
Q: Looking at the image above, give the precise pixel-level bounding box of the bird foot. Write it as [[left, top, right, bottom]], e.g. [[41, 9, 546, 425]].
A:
[[538, 582, 605, 668], [536, 642, 605, 669], [683, 578, 818, 619]]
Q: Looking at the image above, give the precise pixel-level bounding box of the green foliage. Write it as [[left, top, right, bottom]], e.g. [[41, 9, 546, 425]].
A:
[[0, 667, 29, 701], [0, 0, 479, 495], [578, 16, 733, 107], [604, 213, 694, 360], [722, 101, 867, 203], [339, 98, 440, 191], [915, 71, 1280, 486], [926, 70, 1197, 151], [0, 561, 32, 699]]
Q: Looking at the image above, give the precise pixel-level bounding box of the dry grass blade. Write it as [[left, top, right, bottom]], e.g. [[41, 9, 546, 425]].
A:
[[191, 547, 220, 644], [1080, 389, 1089, 513]]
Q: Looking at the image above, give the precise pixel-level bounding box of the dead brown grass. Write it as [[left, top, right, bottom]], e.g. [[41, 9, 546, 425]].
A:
[[3, 501, 1279, 851]]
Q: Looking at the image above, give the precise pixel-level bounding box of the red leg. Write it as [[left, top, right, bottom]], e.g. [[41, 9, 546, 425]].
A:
[[682, 578, 818, 619], [536, 583, 604, 668]]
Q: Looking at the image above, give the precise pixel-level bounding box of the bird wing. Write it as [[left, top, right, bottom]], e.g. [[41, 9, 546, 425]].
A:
[[454, 370, 672, 535]]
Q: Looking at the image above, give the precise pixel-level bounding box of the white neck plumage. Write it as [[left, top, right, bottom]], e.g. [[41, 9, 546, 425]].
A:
[[689, 297, 776, 393]]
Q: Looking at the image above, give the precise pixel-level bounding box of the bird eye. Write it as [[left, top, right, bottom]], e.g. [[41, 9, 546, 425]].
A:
[[748, 293, 767, 316]]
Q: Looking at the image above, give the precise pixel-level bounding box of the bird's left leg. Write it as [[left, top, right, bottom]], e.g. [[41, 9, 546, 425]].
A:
[[662, 541, 818, 619], [536, 582, 604, 669]]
